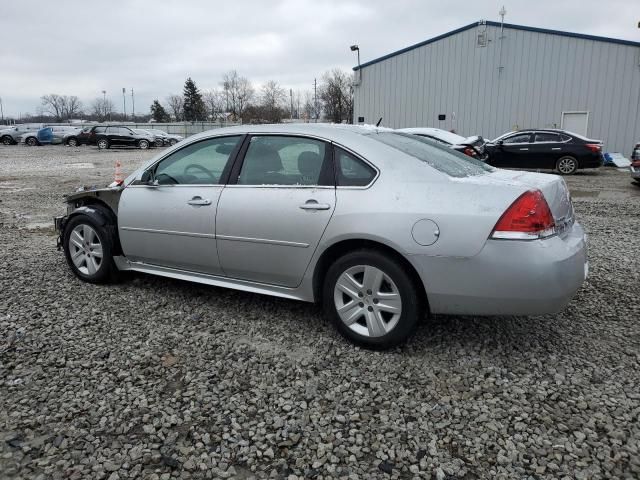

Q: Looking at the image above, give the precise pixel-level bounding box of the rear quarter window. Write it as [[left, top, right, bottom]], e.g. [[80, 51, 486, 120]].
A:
[[367, 132, 493, 178]]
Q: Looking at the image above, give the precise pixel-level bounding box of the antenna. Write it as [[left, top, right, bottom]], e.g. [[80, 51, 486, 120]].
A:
[[499, 6, 507, 34]]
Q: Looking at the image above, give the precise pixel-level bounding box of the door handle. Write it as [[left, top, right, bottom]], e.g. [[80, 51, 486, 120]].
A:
[[300, 200, 331, 210], [187, 196, 212, 206], [519, 148, 529, 151], [551, 148, 561, 150]]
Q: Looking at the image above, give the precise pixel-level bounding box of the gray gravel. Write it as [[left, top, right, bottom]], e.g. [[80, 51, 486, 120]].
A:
[[1, 145, 639, 479]]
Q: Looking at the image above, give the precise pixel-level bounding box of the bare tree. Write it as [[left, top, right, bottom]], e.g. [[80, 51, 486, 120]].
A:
[[40, 94, 84, 120], [40, 94, 64, 120], [165, 94, 184, 121], [222, 70, 254, 121], [319, 69, 353, 123], [202, 89, 226, 120], [90, 98, 115, 121], [60, 96, 83, 119], [260, 80, 287, 123], [301, 91, 317, 121]]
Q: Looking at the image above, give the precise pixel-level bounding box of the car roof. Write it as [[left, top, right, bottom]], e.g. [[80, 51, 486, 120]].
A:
[[396, 127, 466, 145]]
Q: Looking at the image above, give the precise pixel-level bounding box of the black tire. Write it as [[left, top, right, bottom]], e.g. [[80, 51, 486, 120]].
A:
[[556, 156, 578, 175], [63, 214, 117, 284], [97, 138, 109, 150], [26, 137, 38, 146], [154, 139, 163, 147], [2, 135, 14, 145], [322, 249, 421, 349], [138, 139, 150, 150], [169, 139, 178, 146], [67, 137, 78, 147]]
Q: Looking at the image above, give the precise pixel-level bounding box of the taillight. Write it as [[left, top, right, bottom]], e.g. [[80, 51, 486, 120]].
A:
[[585, 143, 601, 153], [463, 147, 477, 157], [491, 190, 555, 240]]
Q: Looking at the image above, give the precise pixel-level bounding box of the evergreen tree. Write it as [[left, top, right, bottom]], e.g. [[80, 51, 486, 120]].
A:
[[182, 77, 206, 121], [150, 100, 170, 122]]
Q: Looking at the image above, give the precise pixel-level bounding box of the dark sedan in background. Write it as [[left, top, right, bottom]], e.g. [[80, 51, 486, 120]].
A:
[[486, 129, 603, 175]]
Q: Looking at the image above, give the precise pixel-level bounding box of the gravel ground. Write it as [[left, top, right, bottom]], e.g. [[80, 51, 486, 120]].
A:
[[1, 145, 639, 479]]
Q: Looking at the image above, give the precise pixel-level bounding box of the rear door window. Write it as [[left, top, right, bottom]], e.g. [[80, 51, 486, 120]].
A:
[[335, 147, 377, 186], [534, 132, 562, 143]]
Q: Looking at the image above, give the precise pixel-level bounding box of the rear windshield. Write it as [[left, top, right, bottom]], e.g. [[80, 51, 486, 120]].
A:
[[366, 132, 493, 177]]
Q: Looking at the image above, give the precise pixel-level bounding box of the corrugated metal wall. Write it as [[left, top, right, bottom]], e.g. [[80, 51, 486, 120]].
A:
[[354, 24, 640, 155]]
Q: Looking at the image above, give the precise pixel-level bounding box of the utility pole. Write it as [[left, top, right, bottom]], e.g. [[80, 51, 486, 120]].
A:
[[290, 88, 294, 120], [0, 97, 4, 124], [102, 90, 107, 121], [313, 78, 318, 123], [131, 88, 135, 120], [122, 87, 126, 121]]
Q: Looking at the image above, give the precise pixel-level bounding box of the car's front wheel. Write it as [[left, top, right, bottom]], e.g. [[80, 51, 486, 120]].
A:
[[26, 137, 38, 146], [323, 249, 421, 349], [63, 215, 117, 284], [138, 139, 150, 149], [556, 156, 578, 175], [97, 138, 109, 150], [154, 139, 163, 147], [1, 136, 13, 145]]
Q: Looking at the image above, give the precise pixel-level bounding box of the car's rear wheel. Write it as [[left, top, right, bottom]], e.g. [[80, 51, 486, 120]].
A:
[[63, 215, 117, 284], [97, 138, 109, 150], [67, 137, 78, 147], [26, 137, 38, 146], [138, 139, 150, 149], [556, 156, 578, 175], [1, 136, 13, 145], [323, 250, 420, 349]]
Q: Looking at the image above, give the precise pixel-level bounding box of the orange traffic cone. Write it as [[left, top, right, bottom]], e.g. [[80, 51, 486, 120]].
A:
[[114, 160, 124, 184]]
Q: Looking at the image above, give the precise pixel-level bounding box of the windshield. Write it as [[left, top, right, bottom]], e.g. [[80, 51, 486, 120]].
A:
[[366, 132, 493, 177]]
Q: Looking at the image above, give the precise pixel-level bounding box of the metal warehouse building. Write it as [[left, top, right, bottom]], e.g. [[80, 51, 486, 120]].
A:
[[352, 21, 640, 155]]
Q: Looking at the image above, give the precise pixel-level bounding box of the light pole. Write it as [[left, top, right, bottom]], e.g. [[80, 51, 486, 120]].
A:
[[122, 87, 126, 121], [350, 45, 361, 85], [101, 90, 106, 120], [0, 97, 4, 124], [131, 88, 135, 120]]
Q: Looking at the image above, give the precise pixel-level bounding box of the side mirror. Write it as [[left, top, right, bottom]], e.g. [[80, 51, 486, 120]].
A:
[[497, 140, 503, 146], [137, 170, 158, 186]]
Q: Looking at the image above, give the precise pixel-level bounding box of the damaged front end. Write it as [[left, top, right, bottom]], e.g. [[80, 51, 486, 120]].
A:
[[54, 184, 124, 250]]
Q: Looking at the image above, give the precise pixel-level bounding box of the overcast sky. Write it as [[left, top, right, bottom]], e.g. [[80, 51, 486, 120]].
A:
[[0, 0, 638, 118]]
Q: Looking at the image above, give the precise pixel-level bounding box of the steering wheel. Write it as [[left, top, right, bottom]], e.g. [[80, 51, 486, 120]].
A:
[[184, 163, 216, 182]]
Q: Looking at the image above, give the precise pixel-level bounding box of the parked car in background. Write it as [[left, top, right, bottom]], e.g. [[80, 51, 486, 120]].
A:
[[486, 129, 603, 175], [145, 128, 184, 146], [65, 126, 93, 146], [631, 141, 640, 162], [55, 124, 587, 349], [0, 124, 44, 145], [630, 141, 640, 185], [133, 128, 164, 147], [21, 126, 82, 146], [397, 127, 488, 161], [87, 125, 155, 149]]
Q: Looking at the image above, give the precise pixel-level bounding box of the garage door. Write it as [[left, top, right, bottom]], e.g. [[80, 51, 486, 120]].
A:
[[561, 112, 589, 136]]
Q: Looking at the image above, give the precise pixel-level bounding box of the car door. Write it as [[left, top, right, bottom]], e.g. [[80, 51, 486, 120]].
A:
[[531, 132, 565, 169], [216, 134, 336, 287], [118, 135, 244, 274], [492, 132, 533, 168]]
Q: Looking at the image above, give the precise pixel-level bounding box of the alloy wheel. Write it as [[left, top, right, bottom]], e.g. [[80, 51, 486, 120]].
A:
[[68, 224, 103, 275], [97, 139, 108, 149], [333, 265, 402, 338], [68, 138, 78, 147], [557, 157, 577, 174]]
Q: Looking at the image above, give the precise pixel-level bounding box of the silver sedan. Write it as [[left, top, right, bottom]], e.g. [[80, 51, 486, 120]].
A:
[[55, 124, 588, 349]]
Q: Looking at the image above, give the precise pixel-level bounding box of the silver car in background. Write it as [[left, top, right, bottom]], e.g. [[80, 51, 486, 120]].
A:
[[55, 124, 587, 349]]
